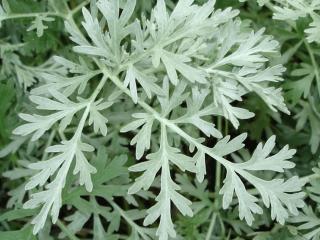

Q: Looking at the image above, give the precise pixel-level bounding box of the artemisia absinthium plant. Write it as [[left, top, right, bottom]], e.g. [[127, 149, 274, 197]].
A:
[[0, 0, 308, 239]]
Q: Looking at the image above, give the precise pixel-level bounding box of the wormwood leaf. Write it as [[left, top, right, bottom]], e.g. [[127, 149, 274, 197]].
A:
[[0, 0, 8, 28], [290, 207, 320, 240], [267, 0, 320, 44], [158, 77, 189, 117], [208, 20, 289, 123], [3, 160, 35, 180], [305, 14, 320, 43], [13, 72, 109, 234], [0, 137, 27, 158], [73, 7, 114, 60], [220, 136, 305, 225], [27, 15, 55, 37], [173, 88, 222, 138], [285, 63, 316, 104], [212, 78, 255, 129], [23, 139, 96, 234], [212, 133, 247, 157], [213, 27, 279, 68], [128, 127, 195, 195], [13, 89, 87, 141], [88, 99, 113, 136], [5, 0, 307, 239], [0, 226, 36, 240], [124, 65, 163, 103], [121, 113, 154, 160], [2, 0, 10, 13], [61, 149, 154, 239], [32, 70, 100, 97], [129, 126, 195, 240], [193, 149, 206, 182], [159, 50, 207, 85], [272, 0, 309, 21], [0, 208, 37, 222], [295, 101, 320, 154]]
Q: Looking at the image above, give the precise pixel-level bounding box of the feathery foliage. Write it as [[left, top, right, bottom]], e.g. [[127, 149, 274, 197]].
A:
[[0, 0, 319, 239]]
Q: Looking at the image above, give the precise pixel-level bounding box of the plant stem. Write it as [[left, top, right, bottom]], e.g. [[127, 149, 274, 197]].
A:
[[41, 129, 56, 161], [100, 65, 233, 168], [2, 12, 64, 20], [1, 0, 89, 22], [215, 117, 222, 193], [67, 8, 235, 171], [107, 199, 149, 239], [304, 40, 320, 97], [56, 219, 80, 240], [301, 173, 319, 183], [215, 162, 222, 193], [205, 213, 217, 240], [69, 0, 90, 16]]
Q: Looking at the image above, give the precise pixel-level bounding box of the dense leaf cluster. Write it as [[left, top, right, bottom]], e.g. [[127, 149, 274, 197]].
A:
[[0, 0, 319, 240]]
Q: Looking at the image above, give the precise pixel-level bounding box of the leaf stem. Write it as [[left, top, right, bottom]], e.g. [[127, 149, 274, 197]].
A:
[[215, 117, 222, 193], [300, 173, 319, 184], [69, 0, 90, 16], [1, 0, 90, 22], [41, 129, 56, 161], [107, 199, 150, 239], [56, 219, 80, 240], [100, 65, 233, 169], [304, 40, 320, 97], [1, 12, 63, 20], [205, 213, 217, 240]]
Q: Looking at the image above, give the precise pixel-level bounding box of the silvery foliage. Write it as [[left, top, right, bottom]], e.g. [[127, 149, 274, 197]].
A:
[[240, 0, 320, 44], [270, 0, 320, 154], [239, 0, 320, 154], [0, 0, 59, 37], [271, 0, 320, 44], [10, 0, 305, 239]]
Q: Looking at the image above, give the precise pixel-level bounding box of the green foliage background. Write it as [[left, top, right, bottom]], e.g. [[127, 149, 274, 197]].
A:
[[0, 0, 319, 239]]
